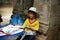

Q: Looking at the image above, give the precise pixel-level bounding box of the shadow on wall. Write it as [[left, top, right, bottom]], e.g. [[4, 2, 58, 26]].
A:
[[0, 6, 13, 25]]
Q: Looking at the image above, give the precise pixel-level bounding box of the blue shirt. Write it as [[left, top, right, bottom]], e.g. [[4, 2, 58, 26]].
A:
[[10, 13, 24, 25]]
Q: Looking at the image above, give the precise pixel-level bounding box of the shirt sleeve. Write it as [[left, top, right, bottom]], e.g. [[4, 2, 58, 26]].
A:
[[31, 20, 40, 31], [23, 19, 28, 27]]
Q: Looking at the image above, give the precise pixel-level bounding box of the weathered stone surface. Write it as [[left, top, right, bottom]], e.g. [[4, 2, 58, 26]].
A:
[[46, 0, 60, 40]]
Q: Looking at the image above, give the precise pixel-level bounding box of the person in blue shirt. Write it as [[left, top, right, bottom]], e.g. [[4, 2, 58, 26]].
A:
[[10, 11, 19, 25], [10, 9, 24, 26]]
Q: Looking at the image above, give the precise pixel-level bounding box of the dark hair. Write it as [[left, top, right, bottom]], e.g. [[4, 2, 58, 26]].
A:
[[12, 9, 18, 14], [28, 10, 39, 18], [13, 9, 17, 12], [0, 14, 3, 22]]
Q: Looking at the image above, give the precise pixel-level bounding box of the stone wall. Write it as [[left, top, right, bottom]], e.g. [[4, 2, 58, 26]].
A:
[[0, 7, 13, 25]]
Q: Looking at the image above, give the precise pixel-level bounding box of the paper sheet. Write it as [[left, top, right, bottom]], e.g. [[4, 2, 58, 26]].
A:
[[0, 24, 24, 34], [10, 29, 23, 35]]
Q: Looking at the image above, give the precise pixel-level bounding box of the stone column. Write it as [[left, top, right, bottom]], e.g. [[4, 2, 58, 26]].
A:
[[46, 0, 60, 40]]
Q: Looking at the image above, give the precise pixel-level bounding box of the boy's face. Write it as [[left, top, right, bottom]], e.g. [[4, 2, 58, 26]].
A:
[[28, 12, 34, 19]]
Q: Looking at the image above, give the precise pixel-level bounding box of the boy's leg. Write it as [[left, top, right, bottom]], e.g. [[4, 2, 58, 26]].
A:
[[28, 35, 35, 40], [24, 35, 35, 40]]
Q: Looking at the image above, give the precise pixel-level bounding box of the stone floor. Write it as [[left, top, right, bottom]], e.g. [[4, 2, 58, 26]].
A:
[[36, 34, 47, 40]]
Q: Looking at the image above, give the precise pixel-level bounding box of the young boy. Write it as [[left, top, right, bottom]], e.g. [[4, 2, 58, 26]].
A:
[[23, 7, 39, 40]]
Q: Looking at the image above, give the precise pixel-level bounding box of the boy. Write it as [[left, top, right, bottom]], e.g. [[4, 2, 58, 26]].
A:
[[23, 7, 39, 40]]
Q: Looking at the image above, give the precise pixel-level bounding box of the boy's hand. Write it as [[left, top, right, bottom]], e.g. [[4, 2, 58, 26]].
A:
[[26, 26, 35, 31], [26, 26, 30, 28]]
